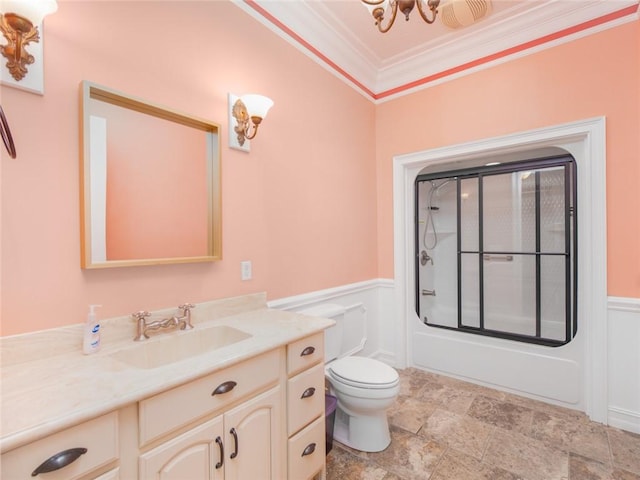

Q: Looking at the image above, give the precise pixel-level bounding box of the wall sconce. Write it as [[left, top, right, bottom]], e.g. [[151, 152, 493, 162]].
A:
[[0, 0, 57, 85], [228, 93, 273, 152]]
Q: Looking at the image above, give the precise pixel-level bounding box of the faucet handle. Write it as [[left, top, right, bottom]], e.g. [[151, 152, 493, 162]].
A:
[[178, 304, 195, 330], [132, 310, 151, 320]]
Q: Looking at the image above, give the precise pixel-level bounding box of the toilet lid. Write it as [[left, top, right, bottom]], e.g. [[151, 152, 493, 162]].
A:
[[328, 357, 399, 389]]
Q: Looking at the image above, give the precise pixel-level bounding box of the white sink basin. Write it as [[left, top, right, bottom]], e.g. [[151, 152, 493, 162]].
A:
[[109, 325, 252, 369]]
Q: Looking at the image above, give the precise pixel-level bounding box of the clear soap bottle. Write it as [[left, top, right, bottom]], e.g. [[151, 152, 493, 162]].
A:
[[83, 304, 102, 355]]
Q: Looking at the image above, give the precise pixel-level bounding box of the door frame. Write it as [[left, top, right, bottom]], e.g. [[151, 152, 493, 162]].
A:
[[392, 117, 607, 422]]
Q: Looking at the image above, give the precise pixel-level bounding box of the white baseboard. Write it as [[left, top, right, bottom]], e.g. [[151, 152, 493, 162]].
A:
[[608, 406, 640, 434]]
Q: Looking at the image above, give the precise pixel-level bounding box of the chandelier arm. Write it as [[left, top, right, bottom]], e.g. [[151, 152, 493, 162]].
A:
[[361, 0, 386, 4], [377, 0, 399, 33], [416, 0, 439, 24]]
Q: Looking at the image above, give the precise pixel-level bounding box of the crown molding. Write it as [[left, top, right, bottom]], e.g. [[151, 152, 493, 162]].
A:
[[235, 0, 639, 101]]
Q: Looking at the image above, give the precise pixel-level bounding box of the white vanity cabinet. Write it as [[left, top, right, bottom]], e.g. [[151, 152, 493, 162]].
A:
[[0, 412, 119, 480], [0, 314, 332, 480], [286, 333, 327, 480], [138, 348, 284, 480]]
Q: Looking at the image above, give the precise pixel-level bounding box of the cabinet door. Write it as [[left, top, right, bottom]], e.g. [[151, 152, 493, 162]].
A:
[[224, 387, 283, 480], [139, 416, 224, 480]]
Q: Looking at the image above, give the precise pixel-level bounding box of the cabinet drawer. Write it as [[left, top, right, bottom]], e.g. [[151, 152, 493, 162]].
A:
[[287, 363, 325, 436], [287, 415, 325, 480], [1, 412, 118, 480], [287, 333, 324, 377], [139, 348, 280, 446]]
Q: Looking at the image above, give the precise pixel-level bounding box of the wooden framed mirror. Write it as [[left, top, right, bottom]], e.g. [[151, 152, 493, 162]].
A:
[[79, 81, 222, 269]]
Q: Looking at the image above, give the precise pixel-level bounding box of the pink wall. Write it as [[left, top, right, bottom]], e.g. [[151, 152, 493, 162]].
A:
[[0, 1, 376, 335], [1, 2, 637, 337], [376, 21, 640, 298]]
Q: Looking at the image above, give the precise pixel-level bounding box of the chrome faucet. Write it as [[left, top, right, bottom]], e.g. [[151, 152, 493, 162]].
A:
[[132, 303, 195, 341]]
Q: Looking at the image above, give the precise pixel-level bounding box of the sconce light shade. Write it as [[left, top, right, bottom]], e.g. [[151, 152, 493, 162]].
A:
[[240, 94, 274, 120], [229, 93, 273, 152], [0, 0, 57, 83]]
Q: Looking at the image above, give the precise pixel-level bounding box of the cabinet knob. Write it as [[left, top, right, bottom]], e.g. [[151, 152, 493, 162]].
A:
[[301, 443, 316, 457], [211, 381, 237, 396], [301, 387, 316, 399], [31, 447, 87, 477], [300, 346, 315, 356]]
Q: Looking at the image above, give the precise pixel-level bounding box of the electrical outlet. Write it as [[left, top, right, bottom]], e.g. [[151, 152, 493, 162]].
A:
[[241, 261, 252, 281]]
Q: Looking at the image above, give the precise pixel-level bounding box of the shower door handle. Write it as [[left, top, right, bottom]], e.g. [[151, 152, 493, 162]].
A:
[[422, 289, 436, 296]]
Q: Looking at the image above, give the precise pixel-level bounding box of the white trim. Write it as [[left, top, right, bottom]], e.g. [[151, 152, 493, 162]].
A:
[[607, 296, 640, 433], [608, 407, 640, 434], [608, 296, 640, 313], [393, 117, 608, 422], [233, 0, 638, 101], [267, 278, 390, 311]]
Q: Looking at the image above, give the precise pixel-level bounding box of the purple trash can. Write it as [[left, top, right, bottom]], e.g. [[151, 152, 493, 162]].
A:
[[325, 394, 337, 454]]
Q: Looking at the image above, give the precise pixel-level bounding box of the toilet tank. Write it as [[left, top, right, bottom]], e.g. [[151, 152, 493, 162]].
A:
[[299, 304, 346, 362]]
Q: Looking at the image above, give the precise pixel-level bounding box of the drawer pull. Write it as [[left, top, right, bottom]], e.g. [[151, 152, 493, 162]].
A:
[[230, 427, 239, 459], [301, 443, 316, 457], [301, 387, 316, 399], [215, 436, 224, 469], [300, 346, 315, 356], [212, 381, 237, 396], [31, 447, 88, 477]]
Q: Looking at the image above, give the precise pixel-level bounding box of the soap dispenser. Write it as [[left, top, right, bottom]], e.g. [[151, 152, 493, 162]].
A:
[[83, 304, 102, 355]]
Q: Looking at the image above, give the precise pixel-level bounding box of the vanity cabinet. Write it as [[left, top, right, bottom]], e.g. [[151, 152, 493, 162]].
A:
[[0, 412, 119, 480], [286, 333, 326, 480], [138, 348, 284, 480], [1, 325, 330, 480]]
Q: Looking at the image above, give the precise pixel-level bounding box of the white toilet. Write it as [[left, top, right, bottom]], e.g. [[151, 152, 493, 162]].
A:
[[301, 304, 400, 453]]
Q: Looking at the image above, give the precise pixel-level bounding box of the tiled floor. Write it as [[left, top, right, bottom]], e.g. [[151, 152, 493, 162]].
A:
[[326, 368, 640, 480]]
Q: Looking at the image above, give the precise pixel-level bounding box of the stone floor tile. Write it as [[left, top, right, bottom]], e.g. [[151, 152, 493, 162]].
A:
[[415, 382, 476, 415], [430, 448, 524, 480], [418, 408, 494, 459], [467, 395, 534, 434], [568, 453, 640, 480], [607, 428, 640, 475], [483, 427, 569, 480], [388, 395, 436, 434], [530, 410, 611, 464], [398, 368, 442, 397], [502, 392, 587, 422], [326, 445, 400, 480], [366, 426, 446, 480]]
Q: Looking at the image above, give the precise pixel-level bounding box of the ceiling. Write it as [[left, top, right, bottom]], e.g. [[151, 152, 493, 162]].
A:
[[235, 0, 639, 101]]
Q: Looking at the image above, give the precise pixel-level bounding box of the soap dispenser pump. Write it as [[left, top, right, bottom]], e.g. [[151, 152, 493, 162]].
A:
[[83, 304, 102, 355]]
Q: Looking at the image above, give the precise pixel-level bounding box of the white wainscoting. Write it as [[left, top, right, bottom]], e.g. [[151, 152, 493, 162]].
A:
[[269, 280, 640, 434], [607, 296, 640, 434]]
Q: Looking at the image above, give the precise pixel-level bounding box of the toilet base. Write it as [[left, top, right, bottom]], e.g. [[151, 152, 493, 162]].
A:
[[332, 405, 391, 452]]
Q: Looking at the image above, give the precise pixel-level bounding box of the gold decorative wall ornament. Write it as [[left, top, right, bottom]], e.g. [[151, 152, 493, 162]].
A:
[[0, 0, 57, 82], [229, 94, 274, 149]]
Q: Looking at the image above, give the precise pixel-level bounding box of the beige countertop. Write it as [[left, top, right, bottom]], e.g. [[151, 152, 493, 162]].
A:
[[0, 293, 333, 453]]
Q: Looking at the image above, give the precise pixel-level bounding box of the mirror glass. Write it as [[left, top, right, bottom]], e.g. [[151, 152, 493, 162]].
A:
[[80, 81, 221, 268]]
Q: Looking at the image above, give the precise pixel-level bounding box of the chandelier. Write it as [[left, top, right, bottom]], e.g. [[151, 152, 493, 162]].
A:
[[362, 0, 440, 33]]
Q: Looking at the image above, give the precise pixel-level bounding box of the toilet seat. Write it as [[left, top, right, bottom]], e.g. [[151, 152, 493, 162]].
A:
[[327, 356, 399, 389]]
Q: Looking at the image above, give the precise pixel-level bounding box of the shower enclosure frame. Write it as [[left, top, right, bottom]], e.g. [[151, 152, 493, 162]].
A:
[[414, 155, 578, 347]]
